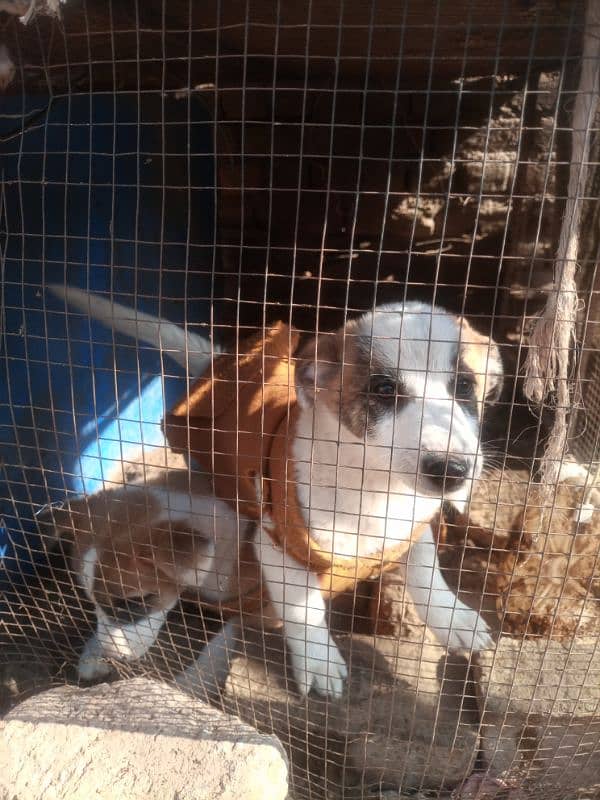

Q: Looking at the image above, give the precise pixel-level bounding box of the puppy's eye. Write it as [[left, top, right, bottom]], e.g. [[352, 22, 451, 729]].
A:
[[454, 374, 476, 399], [369, 376, 396, 397]]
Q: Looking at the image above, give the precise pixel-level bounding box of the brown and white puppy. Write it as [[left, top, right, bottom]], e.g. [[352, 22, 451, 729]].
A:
[[39, 468, 256, 680], [270, 302, 503, 694], [49, 287, 503, 697]]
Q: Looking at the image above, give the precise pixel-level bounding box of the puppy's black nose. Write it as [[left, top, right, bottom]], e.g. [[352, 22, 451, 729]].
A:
[[421, 455, 469, 492]]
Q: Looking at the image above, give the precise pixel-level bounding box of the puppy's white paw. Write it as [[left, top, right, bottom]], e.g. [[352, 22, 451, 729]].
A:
[[96, 618, 158, 661], [288, 630, 348, 699], [447, 608, 494, 653], [425, 602, 494, 653], [78, 635, 112, 681]]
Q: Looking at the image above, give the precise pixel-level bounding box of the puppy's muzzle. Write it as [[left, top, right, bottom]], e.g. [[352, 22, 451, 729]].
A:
[[420, 454, 471, 493]]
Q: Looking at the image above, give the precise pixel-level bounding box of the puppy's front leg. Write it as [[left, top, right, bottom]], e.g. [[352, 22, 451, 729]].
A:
[[255, 523, 347, 698], [404, 525, 493, 653]]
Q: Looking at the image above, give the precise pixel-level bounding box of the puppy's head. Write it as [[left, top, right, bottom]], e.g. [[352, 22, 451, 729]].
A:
[[38, 483, 217, 604], [295, 301, 503, 507]]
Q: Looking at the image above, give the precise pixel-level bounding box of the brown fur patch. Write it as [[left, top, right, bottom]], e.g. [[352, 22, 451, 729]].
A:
[[295, 322, 411, 439], [295, 326, 371, 438], [41, 470, 259, 622], [458, 317, 503, 406], [60, 482, 206, 611]]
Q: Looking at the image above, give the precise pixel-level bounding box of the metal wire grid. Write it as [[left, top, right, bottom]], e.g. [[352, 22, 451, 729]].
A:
[[1, 1, 599, 799]]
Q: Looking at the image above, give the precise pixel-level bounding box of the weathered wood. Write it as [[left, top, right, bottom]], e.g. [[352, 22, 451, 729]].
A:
[[5, 0, 585, 94]]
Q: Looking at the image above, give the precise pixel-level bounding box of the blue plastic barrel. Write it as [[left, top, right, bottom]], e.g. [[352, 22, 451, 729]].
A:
[[0, 91, 214, 587]]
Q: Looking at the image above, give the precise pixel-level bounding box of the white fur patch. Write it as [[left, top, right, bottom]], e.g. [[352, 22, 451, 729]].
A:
[[255, 520, 347, 698], [404, 525, 493, 652]]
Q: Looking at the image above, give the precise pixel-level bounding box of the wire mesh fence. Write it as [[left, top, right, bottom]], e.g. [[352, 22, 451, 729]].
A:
[[1, 1, 599, 798]]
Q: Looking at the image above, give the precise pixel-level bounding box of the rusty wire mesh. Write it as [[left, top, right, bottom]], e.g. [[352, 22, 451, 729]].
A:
[[1, 1, 600, 798]]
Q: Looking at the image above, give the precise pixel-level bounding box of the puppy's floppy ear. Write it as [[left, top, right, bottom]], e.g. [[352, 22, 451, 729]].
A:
[[459, 318, 504, 404], [294, 331, 341, 407]]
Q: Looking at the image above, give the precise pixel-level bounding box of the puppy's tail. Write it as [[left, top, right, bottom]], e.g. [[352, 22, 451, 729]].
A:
[[46, 284, 218, 375]]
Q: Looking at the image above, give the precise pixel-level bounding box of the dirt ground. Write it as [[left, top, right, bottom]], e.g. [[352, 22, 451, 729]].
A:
[[4, 466, 600, 800]]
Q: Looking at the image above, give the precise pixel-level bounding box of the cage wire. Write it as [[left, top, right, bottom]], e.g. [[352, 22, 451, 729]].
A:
[[1, 1, 600, 798]]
